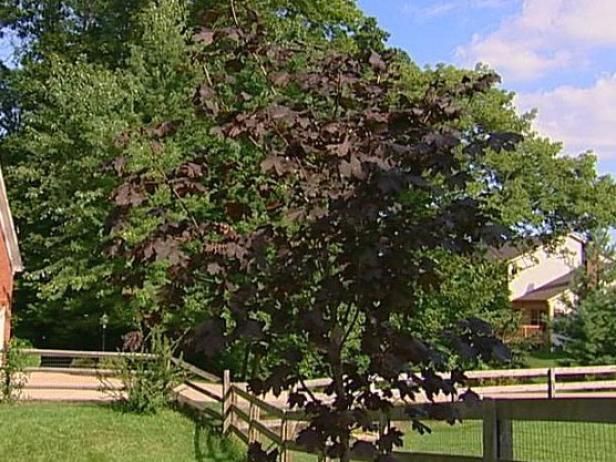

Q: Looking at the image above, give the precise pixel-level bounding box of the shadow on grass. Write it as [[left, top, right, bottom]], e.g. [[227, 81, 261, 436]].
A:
[[174, 402, 245, 462], [101, 398, 244, 461]]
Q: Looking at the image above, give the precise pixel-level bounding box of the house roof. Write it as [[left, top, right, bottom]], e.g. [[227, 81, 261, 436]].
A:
[[513, 271, 575, 302], [488, 233, 587, 262], [0, 167, 22, 274], [488, 238, 542, 261]]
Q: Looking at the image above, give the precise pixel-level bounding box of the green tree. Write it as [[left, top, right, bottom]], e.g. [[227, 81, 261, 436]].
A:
[[1, 0, 615, 358], [409, 252, 514, 344], [102, 4, 616, 459], [1, 0, 196, 346], [0, 0, 386, 348], [556, 229, 616, 364], [1, 1, 616, 459]]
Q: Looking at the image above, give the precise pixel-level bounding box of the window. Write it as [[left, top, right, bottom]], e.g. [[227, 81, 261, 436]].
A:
[[530, 309, 544, 327]]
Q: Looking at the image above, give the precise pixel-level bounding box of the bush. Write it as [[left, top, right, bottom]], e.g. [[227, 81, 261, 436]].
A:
[[0, 338, 32, 403], [99, 356, 122, 370], [557, 288, 616, 365], [103, 329, 184, 414], [70, 358, 97, 369], [71, 356, 122, 370]]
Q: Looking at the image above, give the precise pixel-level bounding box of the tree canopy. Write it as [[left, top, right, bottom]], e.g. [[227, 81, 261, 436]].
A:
[[556, 229, 616, 365], [2, 0, 612, 350], [2, 1, 616, 459]]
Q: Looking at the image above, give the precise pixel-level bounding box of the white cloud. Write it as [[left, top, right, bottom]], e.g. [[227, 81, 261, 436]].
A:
[[457, 0, 616, 81], [558, 2, 616, 45], [402, 2, 457, 19], [469, 0, 513, 8], [0, 30, 18, 66], [421, 2, 458, 18], [516, 75, 616, 159], [458, 34, 571, 80], [403, 0, 510, 19]]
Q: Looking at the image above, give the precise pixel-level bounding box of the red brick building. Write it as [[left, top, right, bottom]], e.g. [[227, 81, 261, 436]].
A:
[[0, 168, 22, 349]]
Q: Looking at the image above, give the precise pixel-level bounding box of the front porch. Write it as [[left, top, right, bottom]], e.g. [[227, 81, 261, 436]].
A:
[[520, 323, 545, 340], [514, 300, 551, 345]]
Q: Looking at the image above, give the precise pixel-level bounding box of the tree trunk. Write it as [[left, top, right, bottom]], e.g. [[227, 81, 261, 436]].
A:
[[241, 344, 251, 380], [331, 345, 352, 462]]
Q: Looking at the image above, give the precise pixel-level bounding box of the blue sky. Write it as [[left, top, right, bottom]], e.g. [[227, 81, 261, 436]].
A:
[[358, 0, 616, 176]]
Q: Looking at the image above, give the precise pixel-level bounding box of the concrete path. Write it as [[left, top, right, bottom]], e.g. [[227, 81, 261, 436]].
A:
[[21, 371, 120, 402], [19, 370, 616, 408], [20, 371, 224, 405]]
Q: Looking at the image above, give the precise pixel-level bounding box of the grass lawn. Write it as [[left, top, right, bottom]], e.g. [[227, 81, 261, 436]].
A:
[[9, 403, 614, 462], [287, 420, 616, 462], [402, 419, 616, 462], [524, 349, 574, 368], [0, 403, 244, 462]]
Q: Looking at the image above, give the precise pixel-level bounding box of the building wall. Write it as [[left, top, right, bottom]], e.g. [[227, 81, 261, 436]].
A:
[[508, 236, 584, 300], [0, 227, 14, 348], [549, 289, 576, 317]]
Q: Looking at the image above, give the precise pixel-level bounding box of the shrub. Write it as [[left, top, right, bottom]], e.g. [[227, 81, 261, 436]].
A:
[[0, 338, 32, 403], [72, 356, 122, 370], [99, 356, 122, 370], [103, 329, 184, 414], [70, 358, 97, 369]]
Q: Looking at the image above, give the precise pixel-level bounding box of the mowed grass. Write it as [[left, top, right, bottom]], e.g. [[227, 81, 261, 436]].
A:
[[5, 404, 616, 462], [288, 420, 616, 462], [524, 349, 574, 368], [403, 419, 616, 462], [0, 403, 244, 462]]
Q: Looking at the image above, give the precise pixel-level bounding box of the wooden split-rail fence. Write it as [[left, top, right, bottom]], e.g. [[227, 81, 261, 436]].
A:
[[7, 349, 616, 461], [192, 370, 616, 462]]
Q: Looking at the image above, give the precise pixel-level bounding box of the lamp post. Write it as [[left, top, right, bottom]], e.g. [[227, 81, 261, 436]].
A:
[[100, 313, 109, 352]]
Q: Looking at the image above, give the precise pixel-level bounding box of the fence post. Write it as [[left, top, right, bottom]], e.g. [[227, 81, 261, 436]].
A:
[[482, 399, 498, 462], [281, 411, 292, 462], [498, 418, 514, 461], [248, 400, 260, 443], [548, 368, 557, 399], [483, 398, 513, 461], [231, 386, 238, 429], [223, 370, 231, 435], [378, 411, 389, 439]]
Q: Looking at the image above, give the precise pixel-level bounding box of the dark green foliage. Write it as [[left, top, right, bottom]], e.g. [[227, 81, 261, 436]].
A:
[[556, 229, 616, 364], [407, 253, 513, 341], [0, 0, 387, 350], [558, 288, 616, 365], [0, 338, 33, 403]]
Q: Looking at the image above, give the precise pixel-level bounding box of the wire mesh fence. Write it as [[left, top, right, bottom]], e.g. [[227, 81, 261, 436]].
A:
[[272, 419, 616, 461], [402, 419, 483, 457], [512, 420, 616, 462]]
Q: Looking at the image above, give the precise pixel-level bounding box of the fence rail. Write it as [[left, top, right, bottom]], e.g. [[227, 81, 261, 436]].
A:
[[220, 381, 616, 462], [5, 349, 616, 461], [218, 367, 616, 462], [9, 348, 616, 395], [19, 348, 156, 359]]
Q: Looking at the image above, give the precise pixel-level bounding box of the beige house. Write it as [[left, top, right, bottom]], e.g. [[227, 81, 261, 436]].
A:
[[492, 234, 586, 343]]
